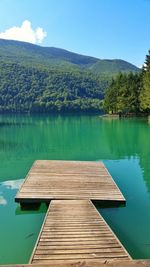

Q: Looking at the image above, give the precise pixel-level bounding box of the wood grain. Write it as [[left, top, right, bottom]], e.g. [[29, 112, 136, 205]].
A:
[[1, 261, 150, 267], [30, 200, 131, 264], [15, 160, 125, 203]]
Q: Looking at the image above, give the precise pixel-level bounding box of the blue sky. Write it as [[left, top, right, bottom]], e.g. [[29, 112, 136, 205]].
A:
[[0, 0, 150, 67]]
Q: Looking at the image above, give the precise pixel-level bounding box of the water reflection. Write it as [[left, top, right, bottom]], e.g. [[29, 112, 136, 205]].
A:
[[100, 157, 150, 259], [2, 179, 24, 189], [15, 203, 47, 215], [0, 114, 150, 261], [0, 196, 7, 205], [0, 115, 149, 192], [0, 178, 46, 264]]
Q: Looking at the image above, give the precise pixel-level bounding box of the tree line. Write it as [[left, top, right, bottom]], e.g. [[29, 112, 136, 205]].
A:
[[104, 51, 150, 115], [0, 50, 149, 114]]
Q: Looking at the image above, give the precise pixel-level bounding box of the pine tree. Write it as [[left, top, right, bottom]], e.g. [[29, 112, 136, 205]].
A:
[[140, 50, 150, 112], [104, 78, 117, 114], [104, 72, 141, 115]]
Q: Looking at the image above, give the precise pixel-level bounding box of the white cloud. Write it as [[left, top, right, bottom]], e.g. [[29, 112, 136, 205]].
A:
[[0, 20, 47, 44], [0, 195, 7, 205], [2, 179, 24, 190]]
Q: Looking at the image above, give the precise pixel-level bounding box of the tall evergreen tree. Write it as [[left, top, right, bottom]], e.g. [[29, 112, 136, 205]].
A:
[[140, 50, 150, 112], [104, 72, 141, 115], [104, 78, 117, 114]]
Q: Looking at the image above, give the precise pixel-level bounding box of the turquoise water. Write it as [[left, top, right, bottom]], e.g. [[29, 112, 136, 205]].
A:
[[0, 114, 150, 263]]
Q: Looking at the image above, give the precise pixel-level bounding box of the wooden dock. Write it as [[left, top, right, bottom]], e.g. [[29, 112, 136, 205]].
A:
[[30, 200, 130, 264], [15, 160, 125, 203], [11, 160, 132, 267]]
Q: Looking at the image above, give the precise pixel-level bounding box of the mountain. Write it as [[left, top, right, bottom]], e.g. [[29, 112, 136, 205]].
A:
[[0, 39, 139, 74], [0, 39, 140, 113], [90, 59, 139, 75]]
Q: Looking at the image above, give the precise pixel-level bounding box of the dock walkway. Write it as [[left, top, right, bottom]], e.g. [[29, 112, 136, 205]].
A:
[[30, 199, 131, 264]]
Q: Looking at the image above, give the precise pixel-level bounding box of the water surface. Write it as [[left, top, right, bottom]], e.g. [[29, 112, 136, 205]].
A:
[[0, 114, 150, 263]]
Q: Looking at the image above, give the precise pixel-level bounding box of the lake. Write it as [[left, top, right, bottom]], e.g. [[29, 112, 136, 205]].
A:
[[0, 114, 150, 264]]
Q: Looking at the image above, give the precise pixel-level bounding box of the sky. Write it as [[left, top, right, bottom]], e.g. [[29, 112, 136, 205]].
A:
[[0, 0, 150, 67]]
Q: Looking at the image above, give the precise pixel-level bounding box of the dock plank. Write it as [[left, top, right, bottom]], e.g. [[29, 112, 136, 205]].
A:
[[30, 200, 131, 264], [15, 160, 125, 203], [1, 261, 150, 267]]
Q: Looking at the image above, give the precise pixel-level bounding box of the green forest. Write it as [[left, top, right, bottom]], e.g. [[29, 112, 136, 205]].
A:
[[104, 51, 150, 115], [0, 61, 109, 112], [0, 39, 149, 114]]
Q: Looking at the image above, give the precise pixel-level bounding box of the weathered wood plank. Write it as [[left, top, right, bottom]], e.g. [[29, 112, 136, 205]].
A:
[[15, 160, 125, 203], [13, 160, 131, 266], [30, 200, 131, 264], [1, 260, 150, 267]]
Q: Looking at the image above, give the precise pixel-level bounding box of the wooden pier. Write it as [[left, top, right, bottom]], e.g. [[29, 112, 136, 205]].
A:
[[4, 160, 133, 267], [15, 160, 125, 203], [30, 199, 130, 264]]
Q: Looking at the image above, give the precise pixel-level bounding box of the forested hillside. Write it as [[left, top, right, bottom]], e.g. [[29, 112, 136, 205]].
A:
[[104, 50, 150, 115], [0, 39, 140, 113], [0, 61, 105, 112]]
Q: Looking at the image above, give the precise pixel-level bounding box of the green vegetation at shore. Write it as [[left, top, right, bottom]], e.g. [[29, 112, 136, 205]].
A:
[[0, 61, 106, 112], [0, 39, 139, 113], [104, 51, 150, 115], [140, 51, 150, 111]]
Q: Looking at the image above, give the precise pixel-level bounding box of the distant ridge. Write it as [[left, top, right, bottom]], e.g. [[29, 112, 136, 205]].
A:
[[0, 39, 139, 74]]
